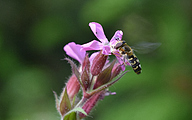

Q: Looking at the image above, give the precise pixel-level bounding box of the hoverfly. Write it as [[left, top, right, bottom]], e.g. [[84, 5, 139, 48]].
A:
[[113, 40, 161, 74]]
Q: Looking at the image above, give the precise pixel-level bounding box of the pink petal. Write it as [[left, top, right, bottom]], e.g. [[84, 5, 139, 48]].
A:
[[104, 91, 116, 96], [89, 22, 109, 44], [101, 45, 111, 55], [81, 40, 103, 51], [112, 30, 123, 41], [64, 42, 86, 64], [110, 30, 123, 46]]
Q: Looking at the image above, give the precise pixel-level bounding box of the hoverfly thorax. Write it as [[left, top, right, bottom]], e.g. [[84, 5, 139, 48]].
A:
[[113, 40, 141, 74]]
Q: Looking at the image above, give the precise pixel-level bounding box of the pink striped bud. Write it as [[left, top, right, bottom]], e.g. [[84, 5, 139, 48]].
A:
[[79, 91, 104, 118], [91, 51, 108, 76], [111, 63, 123, 79], [66, 74, 80, 101]]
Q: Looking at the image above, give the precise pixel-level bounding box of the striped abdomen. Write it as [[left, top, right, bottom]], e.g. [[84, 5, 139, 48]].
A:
[[128, 54, 141, 74]]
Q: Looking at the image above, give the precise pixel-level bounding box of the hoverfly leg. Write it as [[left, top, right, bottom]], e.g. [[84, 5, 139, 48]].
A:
[[121, 55, 129, 66]]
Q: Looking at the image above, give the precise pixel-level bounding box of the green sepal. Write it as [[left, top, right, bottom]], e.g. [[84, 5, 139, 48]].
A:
[[53, 91, 60, 112], [71, 95, 76, 108], [65, 58, 83, 87], [60, 87, 71, 116]]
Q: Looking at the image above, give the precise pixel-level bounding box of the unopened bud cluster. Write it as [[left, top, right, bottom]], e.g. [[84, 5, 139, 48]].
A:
[[54, 51, 127, 120]]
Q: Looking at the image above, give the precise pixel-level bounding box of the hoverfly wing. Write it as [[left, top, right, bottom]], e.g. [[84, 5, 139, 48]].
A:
[[131, 42, 161, 54]]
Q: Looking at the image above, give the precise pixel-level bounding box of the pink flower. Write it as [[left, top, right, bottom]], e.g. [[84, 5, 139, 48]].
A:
[[81, 22, 123, 55], [63, 23, 129, 71], [55, 22, 130, 119], [81, 22, 130, 71]]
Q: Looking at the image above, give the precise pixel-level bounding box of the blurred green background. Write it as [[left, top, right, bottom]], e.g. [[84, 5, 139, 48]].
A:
[[0, 0, 192, 120]]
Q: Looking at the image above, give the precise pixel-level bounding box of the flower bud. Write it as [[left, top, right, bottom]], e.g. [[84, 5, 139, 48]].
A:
[[54, 87, 71, 118], [66, 74, 80, 101], [91, 51, 108, 76], [79, 91, 104, 118], [81, 66, 90, 91], [93, 59, 116, 89], [82, 54, 90, 73], [111, 63, 123, 79]]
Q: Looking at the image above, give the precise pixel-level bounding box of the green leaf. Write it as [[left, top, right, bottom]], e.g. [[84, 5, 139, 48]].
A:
[[72, 107, 87, 116], [64, 112, 76, 120], [63, 107, 87, 120], [65, 107, 87, 117]]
